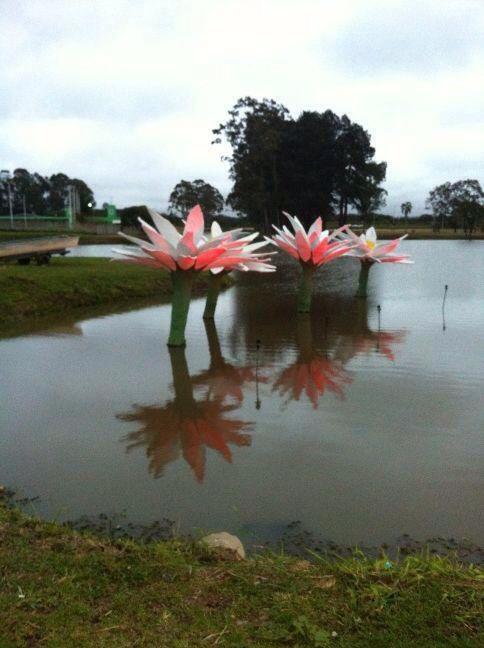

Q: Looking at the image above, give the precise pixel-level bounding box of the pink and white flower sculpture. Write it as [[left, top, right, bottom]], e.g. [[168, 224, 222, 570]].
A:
[[334, 226, 413, 297], [113, 205, 274, 346], [268, 212, 355, 312], [201, 219, 275, 320]]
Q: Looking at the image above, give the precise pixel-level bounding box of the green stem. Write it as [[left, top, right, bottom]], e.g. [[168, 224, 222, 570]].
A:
[[168, 271, 194, 347], [204, 319, 224, 366], [356, 262, 372, 299], [203, 273, 224, 320], [297, 265, 315, 313]]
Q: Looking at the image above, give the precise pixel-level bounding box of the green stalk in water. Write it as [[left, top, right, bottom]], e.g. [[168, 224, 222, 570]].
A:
[[203, 273, 225, 320], [297, 265, 315, 313], [168, 270, 194, 347], [356, 261, 373, 298]]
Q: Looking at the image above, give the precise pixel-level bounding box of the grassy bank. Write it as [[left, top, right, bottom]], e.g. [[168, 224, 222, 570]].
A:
[[0, 502, 482, 647], [0, 257, 227, 330], [1, 227, 483, 244]]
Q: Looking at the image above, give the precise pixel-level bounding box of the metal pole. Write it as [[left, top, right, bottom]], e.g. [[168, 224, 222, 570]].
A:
[[8, 182, 13, 228], [68, 186, 73, 230]]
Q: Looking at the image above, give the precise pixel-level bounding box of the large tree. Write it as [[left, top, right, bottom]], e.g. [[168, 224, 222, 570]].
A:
[[0, 168, 95, 216], [213, 97, 290, 230], [278, 110, 340, 223], [168, 179, 224, 225], [213, 97, 386, 230], [426, 179, 483, 235], [352, 162, 388, 226], [332, 116, 386, 226]]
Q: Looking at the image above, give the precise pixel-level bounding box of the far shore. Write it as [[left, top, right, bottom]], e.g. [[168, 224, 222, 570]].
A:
[[1, 226, 483, 246]]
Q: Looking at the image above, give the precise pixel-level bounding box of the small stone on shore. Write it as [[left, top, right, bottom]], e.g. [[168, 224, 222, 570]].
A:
[[200, 532, 246, 561]]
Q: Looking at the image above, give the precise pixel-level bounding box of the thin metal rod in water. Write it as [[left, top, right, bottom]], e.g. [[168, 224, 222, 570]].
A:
[[442, 284, 448, 331], [255, 339, 261, 410]]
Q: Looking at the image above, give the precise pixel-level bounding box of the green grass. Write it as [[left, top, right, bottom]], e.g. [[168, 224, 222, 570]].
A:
[[0, 257, 226, 330], [1, 227, 483, 244], [0, 502, 481, 647]]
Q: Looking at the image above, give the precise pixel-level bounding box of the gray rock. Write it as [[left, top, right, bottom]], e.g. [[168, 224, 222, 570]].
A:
[[200, 532, 246, 561]]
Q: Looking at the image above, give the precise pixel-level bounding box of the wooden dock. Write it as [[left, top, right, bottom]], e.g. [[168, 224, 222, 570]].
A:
[[0, 236, 79, 265]]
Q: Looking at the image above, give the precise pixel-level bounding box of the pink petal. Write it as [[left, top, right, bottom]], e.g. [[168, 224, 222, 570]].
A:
[[374, 240, 399, 256], [115, 256, 162, 269], [184, 204, 204, 239], [312, 237, 329, 264], [317, 246, 351, 265], [295, 231, 311, 262], [379, 256, 412, 263], [177, 255, 196, 270], [179, 230, 197, 253], [205, 255, 247, 270], [143, 247, 177, 271], [308, 216, 323, 238], [194, 247, 226, 270], [139, 219, 175, 255], [272, 238, 299, 260]]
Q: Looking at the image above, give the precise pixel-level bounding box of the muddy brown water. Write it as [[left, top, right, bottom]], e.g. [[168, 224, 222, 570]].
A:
[[1, 241, 483, 550]]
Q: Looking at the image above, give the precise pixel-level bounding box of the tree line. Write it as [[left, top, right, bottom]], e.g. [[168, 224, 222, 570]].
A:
[[0, 168, 95, 216], [212, 97, 387, 229], [169, 97, 483, 235], [2, 97, 483, 236]]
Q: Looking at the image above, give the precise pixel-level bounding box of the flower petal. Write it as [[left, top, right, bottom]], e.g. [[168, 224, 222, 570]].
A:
[[295, 230, 311, 262], [147, 208, 181, 247], [184, 204, 205, 243]]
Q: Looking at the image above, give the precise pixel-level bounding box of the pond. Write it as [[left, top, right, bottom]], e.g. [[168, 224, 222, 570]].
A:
[[1, 241, 483, 550]]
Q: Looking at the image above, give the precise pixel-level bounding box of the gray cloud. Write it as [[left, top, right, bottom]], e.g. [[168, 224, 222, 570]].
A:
[[326, 0, 484, 75], [1, 0, 483, 215]]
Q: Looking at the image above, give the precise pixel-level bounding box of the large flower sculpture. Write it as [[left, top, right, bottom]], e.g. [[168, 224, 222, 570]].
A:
[[268, 212, 355, 312], [113, 205, 274, 345], [334, 226, 413, 298], [202, 220, 275, 320]]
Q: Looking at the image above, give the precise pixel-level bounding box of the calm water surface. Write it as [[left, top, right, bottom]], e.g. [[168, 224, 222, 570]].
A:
[[1, 241, 483, 547]]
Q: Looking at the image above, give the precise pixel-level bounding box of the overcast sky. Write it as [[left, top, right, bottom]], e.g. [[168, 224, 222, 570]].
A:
[[1, 0, 483, 216]]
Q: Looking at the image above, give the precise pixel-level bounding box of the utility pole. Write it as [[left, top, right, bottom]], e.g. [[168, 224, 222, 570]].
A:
[[66, 184, 79, 230], [1, 170, 13, 228], [7, 181, 13, 228]]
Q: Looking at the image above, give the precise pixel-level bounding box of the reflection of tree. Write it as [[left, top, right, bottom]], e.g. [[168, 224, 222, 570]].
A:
[[273, 317, 352, 409], [191, 320, 267, 403], [229, 276, 405, 368], [118, 347, 252, 483], [329, 300, 405, 365]]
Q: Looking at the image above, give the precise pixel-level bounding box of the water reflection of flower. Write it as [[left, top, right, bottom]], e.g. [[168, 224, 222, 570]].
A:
[[118, 334, 254, 482], [351, 330, 406, 363], [272, 317, 352, 409], [120, 397, 251, 483], [191, 320, 268, 404], [329, 301, 406, 365]]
